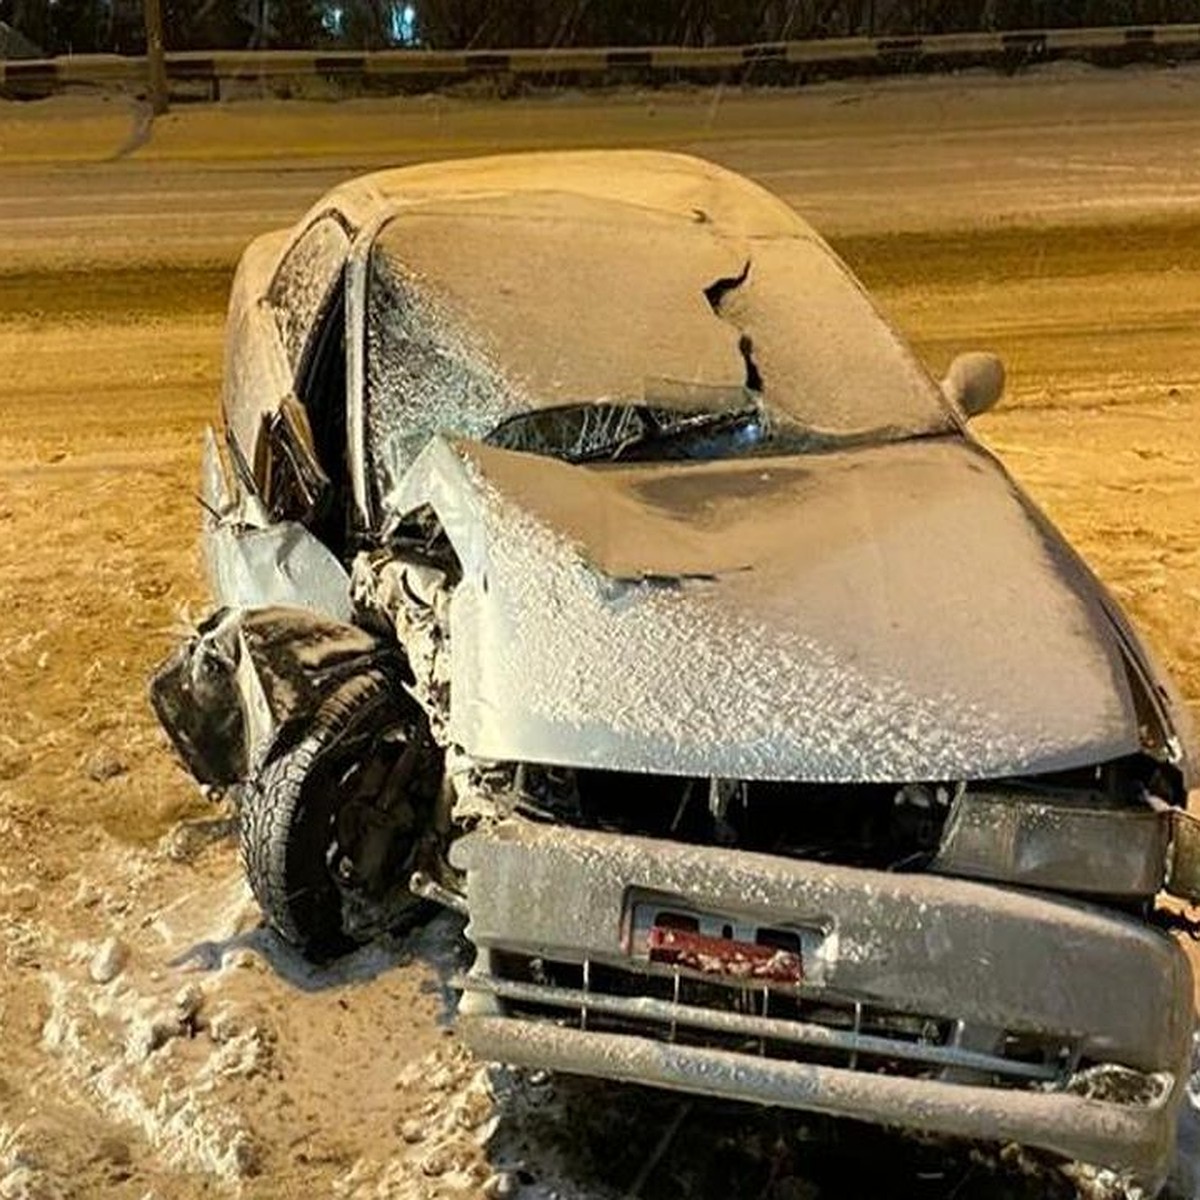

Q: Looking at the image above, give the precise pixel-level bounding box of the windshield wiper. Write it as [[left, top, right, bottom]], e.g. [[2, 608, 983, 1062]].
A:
[[601, 406, 764, 463], [486, 402, 764, 464]]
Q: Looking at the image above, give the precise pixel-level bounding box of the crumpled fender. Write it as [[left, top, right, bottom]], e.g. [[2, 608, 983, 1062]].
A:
[[149, 604, 399, 786]]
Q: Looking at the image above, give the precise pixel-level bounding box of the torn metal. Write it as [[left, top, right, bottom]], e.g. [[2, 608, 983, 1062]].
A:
[[200, 425, 352, 621], [150, 605, 396, 785]]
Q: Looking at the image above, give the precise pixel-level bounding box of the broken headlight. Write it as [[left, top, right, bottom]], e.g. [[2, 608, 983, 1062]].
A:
[[931, 790, 1172, 899]]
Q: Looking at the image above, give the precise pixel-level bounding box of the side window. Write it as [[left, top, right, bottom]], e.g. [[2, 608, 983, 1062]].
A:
[[296, 275, 350, 557], [267, 216, 350, 375], [251, 216, 354, 557]]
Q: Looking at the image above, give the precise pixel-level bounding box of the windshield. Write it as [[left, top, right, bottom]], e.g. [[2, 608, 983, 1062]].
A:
[[364, 188, 955, 494]]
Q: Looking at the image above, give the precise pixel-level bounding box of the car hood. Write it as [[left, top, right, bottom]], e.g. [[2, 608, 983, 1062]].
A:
[[385, 434, 1168, 783]]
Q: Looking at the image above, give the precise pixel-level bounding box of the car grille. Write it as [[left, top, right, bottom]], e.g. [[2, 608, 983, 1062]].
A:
[[458, 951, 1073, 1087]]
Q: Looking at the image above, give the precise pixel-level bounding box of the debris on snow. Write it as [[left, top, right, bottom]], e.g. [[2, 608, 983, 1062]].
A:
[[87, 937, 127, 985]]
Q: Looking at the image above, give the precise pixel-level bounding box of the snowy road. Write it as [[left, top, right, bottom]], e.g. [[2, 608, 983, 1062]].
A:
[[5, 62, 1200, 269]]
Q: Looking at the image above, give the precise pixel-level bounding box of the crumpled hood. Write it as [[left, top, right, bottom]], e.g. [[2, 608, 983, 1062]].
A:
[[387, 434, 1158, 783]]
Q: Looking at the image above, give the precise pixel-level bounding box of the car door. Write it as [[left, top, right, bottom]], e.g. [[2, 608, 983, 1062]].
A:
[[205, 212, 357, 617], [220, 213, 351, 511]]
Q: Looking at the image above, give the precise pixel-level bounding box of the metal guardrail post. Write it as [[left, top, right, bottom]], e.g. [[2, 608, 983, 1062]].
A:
[[143, 0, 169, 113]]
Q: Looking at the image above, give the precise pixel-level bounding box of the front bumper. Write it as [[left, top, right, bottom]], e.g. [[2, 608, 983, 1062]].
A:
[[450, 820, 1194, 1179], [464, 1018, 1177, 1180]]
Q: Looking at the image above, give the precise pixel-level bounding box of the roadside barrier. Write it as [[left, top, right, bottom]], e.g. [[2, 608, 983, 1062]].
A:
[[3, 23, 1199, 98]]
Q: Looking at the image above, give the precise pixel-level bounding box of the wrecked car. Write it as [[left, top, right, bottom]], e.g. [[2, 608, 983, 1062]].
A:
[[151, 150, 1200, 1190]]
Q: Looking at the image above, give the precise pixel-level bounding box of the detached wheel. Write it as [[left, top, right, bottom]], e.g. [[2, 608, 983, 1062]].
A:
[[238, 669, 399, 961]]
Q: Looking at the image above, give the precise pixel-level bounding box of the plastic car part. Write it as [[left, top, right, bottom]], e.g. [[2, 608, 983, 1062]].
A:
[[930, 789, 1172, 898], [941, 351, 1005, 418], [255, 394, 331, 525], [149, 609, 247, 787], [1165, 806, 1200, 903], [452, 814, 1194, 1176]]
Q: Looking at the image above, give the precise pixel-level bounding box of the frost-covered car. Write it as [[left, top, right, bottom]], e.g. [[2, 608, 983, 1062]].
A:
[[151, 150, 1200, 1190]]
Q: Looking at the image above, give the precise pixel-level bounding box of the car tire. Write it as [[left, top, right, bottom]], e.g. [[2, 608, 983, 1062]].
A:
[[238, 668, 397, 961]]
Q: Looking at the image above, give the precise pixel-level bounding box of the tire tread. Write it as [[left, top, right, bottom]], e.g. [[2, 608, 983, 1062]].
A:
[[238, 669, 396, 958]]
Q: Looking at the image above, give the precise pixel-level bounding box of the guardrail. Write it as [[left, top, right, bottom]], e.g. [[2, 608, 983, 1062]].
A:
[[3, 22, 1200, 97]]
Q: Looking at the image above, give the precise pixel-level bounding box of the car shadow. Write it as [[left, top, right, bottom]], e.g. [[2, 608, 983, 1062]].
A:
[[168, 908, 469, 1001]]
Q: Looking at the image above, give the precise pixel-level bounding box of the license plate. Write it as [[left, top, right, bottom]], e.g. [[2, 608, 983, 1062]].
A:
[[646, 924, 803, 984]]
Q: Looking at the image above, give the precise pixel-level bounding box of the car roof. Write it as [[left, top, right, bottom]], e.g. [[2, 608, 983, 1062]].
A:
[[314, 150, 812, 239]]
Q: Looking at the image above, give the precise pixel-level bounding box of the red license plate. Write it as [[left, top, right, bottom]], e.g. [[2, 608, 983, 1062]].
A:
[[646, 925, 803, 984]]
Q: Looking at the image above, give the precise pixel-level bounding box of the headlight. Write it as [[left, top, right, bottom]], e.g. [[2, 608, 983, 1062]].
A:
[[932, 790, 1170, 898]]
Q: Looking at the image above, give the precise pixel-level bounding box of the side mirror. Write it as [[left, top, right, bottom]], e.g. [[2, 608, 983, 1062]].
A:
[[942, 351, 1005, 419]]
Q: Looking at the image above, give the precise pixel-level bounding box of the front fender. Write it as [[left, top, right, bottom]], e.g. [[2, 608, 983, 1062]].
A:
[[149, 604, 398, 786]]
